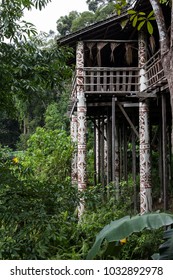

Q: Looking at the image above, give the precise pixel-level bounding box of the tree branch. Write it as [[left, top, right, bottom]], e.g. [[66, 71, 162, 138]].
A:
[[149, 0, 169, 54]]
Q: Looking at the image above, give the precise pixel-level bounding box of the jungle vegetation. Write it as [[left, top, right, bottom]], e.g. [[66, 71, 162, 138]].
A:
[[0, 0, 173, 260]]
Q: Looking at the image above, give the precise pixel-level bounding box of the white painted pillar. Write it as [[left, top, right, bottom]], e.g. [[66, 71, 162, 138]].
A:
[[70, 114, 78, 185], [138, 31, 152, 214], [76, 41, 87, 216]]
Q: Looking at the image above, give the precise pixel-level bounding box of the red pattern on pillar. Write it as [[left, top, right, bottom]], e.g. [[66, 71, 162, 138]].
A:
[[70, 114, 78, 185], [139, 31, 152, 214], [76, 41, 87, 216]]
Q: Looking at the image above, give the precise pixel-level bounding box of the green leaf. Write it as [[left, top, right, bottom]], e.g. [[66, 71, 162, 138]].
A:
[[147, 21, 154, 35], [149, 17, 156, 20], [159, 228, 173, 260], [132, 16, 138, 27], [129, 14, 136, 21], [137, 21, 146, 31], [86, 213, 173, 260], [128, 10, 136, 15], [137, 17, 146, 21], [147, 10, 154, 18]]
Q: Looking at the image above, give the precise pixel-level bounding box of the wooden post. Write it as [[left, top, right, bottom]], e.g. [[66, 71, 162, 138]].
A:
[[112, 97, 119, 199], [162, 94, 168, 211], [138, 31, 152, 214], [76, 41, 87, 217], [132, 117, 137, 213], [98, 116, 101, 184], [70, 114, 78, 185], [101, 116, 105, 187], [94, 118, 97, 186], [123, 122, 128, 182], [107, 110, 111, 185], [104, 117, 108, 185], [112, 98, 115, 186]]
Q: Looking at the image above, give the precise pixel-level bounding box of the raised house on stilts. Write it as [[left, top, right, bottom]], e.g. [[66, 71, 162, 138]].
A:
[[57, 0, 172, 215]]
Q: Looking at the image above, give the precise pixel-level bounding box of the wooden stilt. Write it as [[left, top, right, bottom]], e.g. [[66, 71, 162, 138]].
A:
[[162, 94, 168, 211], [132, 118, 137, 213], [94, 118, 97, 186], [101, 116, 105, 187], [123, 122, 128, 182]]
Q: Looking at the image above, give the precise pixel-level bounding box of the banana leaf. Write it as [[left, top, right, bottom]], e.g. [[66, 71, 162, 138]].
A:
[[86, 213, 173, 260], [158, 228, 173, 260]]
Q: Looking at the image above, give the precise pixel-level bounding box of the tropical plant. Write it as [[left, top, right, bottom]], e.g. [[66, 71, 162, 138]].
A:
[[0, 139, 78, 259], [86, 212, 173, 259], [153, 228, 173, 259]]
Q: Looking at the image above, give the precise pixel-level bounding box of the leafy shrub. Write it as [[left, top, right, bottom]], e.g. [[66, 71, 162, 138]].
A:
[[0, 136, 78, 260]]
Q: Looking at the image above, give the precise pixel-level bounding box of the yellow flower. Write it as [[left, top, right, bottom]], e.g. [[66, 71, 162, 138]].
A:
[[12, 157, 19, 164], [120, 238, 127, 245]]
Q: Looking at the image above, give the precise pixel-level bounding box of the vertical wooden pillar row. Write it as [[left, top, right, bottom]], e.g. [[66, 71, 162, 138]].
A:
[[138, 31, 152, 214], [70, 114, 78, 185], [76, 41, 87, 216]]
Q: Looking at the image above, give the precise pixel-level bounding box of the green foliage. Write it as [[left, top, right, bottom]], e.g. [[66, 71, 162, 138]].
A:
[[87, 212, 173, 259], [57, 11, 80, 36], [56, 1, 115, 36], [0, 137, 78, 259], [87, 0, 114, 12], [0, 0, 52, 42], [114, 0, 127, 15], [22, 127, 73, 184], [120, 229, 163, 260], [155, 228, 173, 259], [128, 10, 155, 34], [71, 11, 95, 32]]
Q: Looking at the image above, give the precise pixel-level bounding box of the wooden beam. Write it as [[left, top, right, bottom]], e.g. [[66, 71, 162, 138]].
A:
[[117, 102, 139, 138], [84, 40, 138, 43]]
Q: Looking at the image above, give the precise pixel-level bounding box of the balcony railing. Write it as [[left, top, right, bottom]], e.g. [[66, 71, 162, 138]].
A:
[[84, 67, 139, 95], [71, 67, 139, 98], [71, 50, 168, 100], [143, 50, 167, 91]]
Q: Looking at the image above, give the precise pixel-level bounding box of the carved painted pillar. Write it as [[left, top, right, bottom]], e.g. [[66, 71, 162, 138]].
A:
[[70, 114, 78, 185], [76, 41, 87, 216], [139, 31, 152, 214], [104, 120, 108, 183], [112, 97, 119, 199], [95, 119, 99, 184]]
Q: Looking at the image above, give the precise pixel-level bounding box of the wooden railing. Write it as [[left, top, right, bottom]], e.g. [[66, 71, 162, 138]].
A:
[[83, 67, 139, 95], [143, 50, 167, 90], [71, 51, 168, 99]]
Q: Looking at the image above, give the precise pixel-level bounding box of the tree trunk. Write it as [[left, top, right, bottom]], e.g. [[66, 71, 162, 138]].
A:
[[149, 0, 173, 148], [162, 52, 173, 151]]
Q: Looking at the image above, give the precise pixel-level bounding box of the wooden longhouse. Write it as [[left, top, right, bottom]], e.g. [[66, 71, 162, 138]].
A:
[[57, 0, 172, 215]]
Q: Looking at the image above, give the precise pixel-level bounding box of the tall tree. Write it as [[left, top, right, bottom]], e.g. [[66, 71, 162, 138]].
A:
[[87, 0, 113, 12], [56, 11, 79, 36], [0, 1, 72, 129]]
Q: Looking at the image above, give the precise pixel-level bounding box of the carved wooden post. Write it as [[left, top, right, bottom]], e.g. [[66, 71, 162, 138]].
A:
[[104, 118, 108, 184], [76, 41, 87, 216], [139, 31, 152, 214], [95, 118, 99, 184], [70, 114, 78, 185], [112, 97, 119, 199]]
